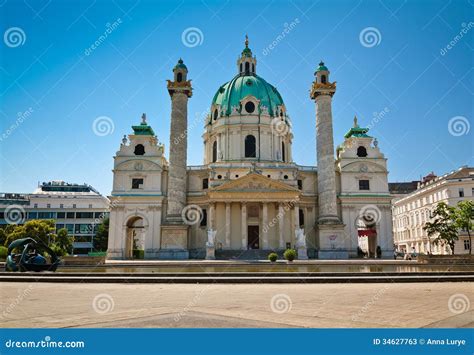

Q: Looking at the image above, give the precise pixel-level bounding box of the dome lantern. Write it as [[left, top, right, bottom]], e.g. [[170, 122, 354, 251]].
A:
[[237, 35, 256, 76]]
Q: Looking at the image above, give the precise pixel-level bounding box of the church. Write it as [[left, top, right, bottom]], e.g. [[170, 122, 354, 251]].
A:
[[107, 37, 393, 260]]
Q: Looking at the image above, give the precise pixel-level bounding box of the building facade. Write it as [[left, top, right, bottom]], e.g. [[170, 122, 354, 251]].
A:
[[392, 167, 474, 255], [0, 181, 109, 254], [107, 38, 393, 260]]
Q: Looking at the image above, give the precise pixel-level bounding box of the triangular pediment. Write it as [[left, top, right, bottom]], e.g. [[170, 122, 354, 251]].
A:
[[212, 173, 299, 193]]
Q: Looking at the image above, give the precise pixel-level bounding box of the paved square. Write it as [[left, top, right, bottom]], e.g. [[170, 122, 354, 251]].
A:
[[0, 282, 472, 328]]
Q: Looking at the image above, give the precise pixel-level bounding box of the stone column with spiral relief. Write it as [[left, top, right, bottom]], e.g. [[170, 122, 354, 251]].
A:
[[160, 59, 192, 259], [310, 61, 347, 259]]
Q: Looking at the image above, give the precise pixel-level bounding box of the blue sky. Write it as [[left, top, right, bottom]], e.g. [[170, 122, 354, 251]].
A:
[[0, 0, 472, 195]]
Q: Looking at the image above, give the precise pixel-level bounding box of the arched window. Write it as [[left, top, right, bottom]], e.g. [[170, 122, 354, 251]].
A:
[[357, 146, 368, 157], [240, 63, 242, 72], [321, 75, 327, 84], [281, 142, 286, 162], [176, 72, 183, 82], [134, 144, 145, 155], [252, 63, 255, 73], [245, 62, 250, 73], [245, 135, 256, 158], [212, 141, 217, 162], [213, 109, 218, 120]]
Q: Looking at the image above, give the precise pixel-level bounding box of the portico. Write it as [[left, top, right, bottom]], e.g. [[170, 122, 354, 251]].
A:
[[205, 173, 301, 250]]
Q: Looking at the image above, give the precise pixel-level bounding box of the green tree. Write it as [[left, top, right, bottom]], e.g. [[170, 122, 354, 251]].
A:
[[453, 200, 473, 255], [423, 202, 458, 255], [55, 228, 74, 256], [5, 219, 56, 247], [0, 224, 16, 246], [94, 217, 109, 251]]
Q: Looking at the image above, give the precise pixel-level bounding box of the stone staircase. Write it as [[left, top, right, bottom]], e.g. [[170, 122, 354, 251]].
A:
[[215, 249, 283, 260]]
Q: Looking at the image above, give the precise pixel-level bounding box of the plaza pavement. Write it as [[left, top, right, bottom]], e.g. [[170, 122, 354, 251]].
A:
[[0, 282, 472, 328]]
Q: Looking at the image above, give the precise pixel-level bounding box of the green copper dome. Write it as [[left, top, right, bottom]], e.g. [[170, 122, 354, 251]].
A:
[[315, 61, 328, 72], [174, 58, 187, 70], [211, 74, 284, 117]]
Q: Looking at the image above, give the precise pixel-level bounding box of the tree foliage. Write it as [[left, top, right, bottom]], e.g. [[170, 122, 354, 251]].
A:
[[94, 217, 109, 252], [3, 220, 73, 256], [424, 202, 458, 255], [453, 200, 473, 255]]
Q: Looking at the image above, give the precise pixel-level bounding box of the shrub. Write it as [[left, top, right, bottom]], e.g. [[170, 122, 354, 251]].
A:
[[283, 249, 296, 262], [0, 246, 7, 260], [268, 252, 278, 262], [133, 249, 145, 259]]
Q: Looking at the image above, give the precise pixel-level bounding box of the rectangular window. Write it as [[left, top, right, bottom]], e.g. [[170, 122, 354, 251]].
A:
[[297, 180, 303, 190], [132, 178, 144, 189], [73, 204, 76, 208], [202, 178, 209, 190], [464, 239, 471, 250], [76, 212, 94, 219], [34, 204, 38, 208], [359, 180, 370, 190], [459, 188, 464, 197], [65, 224, 74, 233], [66, 212, 75, 219], [94, 212, 105, 219], [298, 209, 305, 227], [47, 204, 51, 208], [200, 209, 207, 227], [89, 204, 93, 209], [60, 204, 64, 209], [28, 212, 38, 219], [38, 212, 56, 219], [57, 212, 66, 219], [75, 224, 93, 234]]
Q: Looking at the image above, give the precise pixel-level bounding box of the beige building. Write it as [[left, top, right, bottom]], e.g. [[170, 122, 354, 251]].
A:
[[107, 38, 393, 260], [392, 166, 474, 255]]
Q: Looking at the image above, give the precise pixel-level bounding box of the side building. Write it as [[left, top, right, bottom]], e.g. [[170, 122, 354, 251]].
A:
[[391, 166, 474, 255], [0, 181, 110, 254]]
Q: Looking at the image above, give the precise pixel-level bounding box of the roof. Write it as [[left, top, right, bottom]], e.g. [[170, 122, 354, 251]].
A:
[[173, 58, 187, 70], [211, 74, 284, 116], [389, 182, 420, 195], [132, 122, 155, 136], [315, 61, 328, 72]]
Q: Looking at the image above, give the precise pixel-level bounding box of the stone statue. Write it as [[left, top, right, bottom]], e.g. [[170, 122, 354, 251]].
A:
[[295, 228, 308, 260], [295, 228, 306, 248], [206, 229, 216, 247], [141, 113, 147, 124], [373, 138, 378, 148], [121, 135, 127, 145]]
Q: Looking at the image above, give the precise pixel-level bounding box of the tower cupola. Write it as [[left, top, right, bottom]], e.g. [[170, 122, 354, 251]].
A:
[[173, 58, 188, 83], [237, 35, 256, 76], [314, 60, 330, 84]]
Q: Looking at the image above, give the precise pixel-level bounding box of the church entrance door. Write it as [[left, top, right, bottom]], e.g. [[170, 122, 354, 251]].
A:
[[248, 226, 259, 249]]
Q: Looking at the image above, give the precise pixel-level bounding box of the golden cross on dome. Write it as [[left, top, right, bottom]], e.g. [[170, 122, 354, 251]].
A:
[[245, 34, 249, 48]]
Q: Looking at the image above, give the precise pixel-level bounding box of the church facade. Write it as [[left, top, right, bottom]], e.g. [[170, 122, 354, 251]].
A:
[[107, 38, 393, 260]]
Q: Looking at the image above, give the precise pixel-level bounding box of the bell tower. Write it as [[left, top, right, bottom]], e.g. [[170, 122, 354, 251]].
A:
[[310, 61, 347, 259]]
